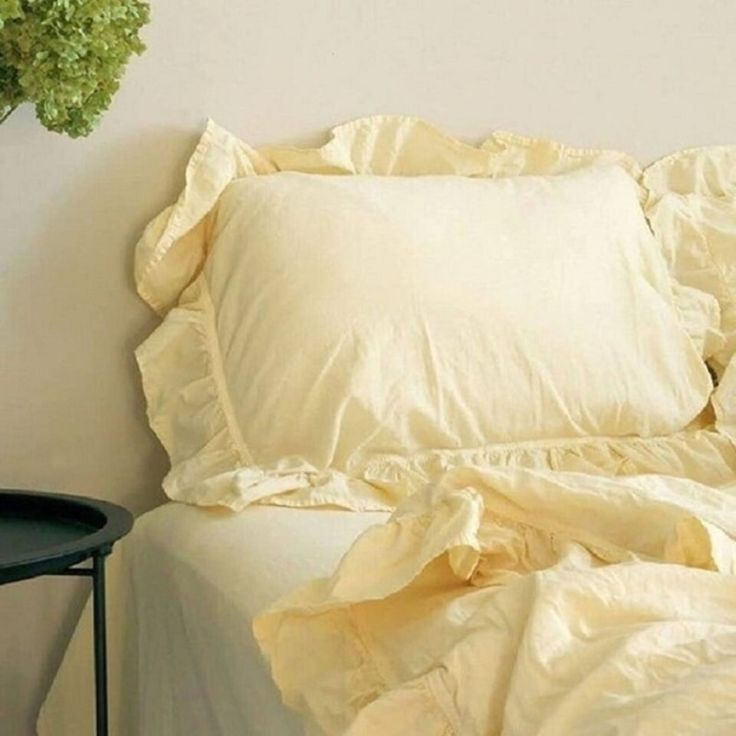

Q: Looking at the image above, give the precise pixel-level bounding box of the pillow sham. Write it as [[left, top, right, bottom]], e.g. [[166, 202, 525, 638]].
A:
[[136, 148, 712, 510], [643, 147, 736, 371]]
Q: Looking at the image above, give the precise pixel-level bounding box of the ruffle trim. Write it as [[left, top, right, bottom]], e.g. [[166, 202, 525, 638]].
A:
[[143, 427, 736, 513], [135, 276, 248, 494], [643, 146, 736, 369], [134, 117, 723, 361], [136, 277, 736, 512], [135, 116, 642, 315], [134, 121, 276, 314], [252, 486, 485, 735], [254, 464, 736, 735]]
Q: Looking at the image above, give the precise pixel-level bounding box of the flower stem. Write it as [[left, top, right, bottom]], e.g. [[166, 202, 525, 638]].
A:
[[0, 105, 18, 124]]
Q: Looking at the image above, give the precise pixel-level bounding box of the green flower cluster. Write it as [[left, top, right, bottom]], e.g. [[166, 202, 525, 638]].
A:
[[0, 0, 149, 137]]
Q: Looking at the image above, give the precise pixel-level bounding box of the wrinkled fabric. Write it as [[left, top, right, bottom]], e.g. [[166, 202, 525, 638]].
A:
[[254, 466, 736, 736], [642, 146, 736, 371], [641, 147, 736, 441], [134, 118, 722, 512]]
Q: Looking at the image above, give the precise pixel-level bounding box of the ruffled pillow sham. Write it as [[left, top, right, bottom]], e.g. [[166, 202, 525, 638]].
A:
[[641, 149, 736, 441], [644, 147, 736, 371], [135, 117, 731, 511]]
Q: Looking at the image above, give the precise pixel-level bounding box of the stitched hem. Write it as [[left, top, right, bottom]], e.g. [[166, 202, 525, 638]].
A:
[[198, 278, 252, 465], [426, 669, 462, 736]]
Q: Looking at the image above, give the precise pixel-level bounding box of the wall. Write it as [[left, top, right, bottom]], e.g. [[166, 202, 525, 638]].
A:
[[1, 1, 735, 733]]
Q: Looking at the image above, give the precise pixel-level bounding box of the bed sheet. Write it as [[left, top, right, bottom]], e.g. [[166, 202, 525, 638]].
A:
[[37, 502, 387, 736]]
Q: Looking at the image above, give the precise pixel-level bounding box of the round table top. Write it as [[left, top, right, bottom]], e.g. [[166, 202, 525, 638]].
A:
[[0, 490, 133, 585]]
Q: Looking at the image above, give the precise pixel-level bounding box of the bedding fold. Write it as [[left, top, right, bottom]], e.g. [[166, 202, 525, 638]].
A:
[[254, 466, 736, 736]]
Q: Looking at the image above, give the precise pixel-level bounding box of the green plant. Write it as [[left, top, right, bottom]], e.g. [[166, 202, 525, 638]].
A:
[[0, 0, 150, 137]]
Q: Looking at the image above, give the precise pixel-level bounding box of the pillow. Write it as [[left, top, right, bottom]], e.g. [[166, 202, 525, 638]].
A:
[[136, 140, 712, 510], [135, 118, 719, 359], [641, 146, 736, 441], [643, 146, 736, 372]]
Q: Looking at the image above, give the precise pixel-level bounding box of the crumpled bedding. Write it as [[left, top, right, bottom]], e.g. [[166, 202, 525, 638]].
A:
[[254, 465, 736, 736]]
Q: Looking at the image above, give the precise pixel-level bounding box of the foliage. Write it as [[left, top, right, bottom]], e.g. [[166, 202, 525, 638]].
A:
[[0, 0, 150, 137]]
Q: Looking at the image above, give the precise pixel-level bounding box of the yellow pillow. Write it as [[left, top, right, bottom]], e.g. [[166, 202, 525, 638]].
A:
[[136, 132, 711, 511], [643, 146, 736, 372]]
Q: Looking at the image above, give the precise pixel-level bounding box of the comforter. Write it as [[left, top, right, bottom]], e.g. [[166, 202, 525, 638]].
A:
[[254, 465, 736, 735]]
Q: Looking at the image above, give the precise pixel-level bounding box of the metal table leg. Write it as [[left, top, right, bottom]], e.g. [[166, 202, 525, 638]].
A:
[[92, 553, 108, 736]]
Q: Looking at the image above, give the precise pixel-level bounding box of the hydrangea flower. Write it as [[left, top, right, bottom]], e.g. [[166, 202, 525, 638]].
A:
[[0, 0, 149, 137]]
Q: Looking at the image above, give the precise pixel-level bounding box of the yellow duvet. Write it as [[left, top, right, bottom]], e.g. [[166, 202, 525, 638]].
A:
[[254, 465, 736, 735]]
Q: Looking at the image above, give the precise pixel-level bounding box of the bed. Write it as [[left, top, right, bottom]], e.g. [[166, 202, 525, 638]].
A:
[[39, 116, 736, 734]]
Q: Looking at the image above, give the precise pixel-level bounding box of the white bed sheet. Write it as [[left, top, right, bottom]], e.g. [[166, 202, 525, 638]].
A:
[[38, 502, 387, 736]]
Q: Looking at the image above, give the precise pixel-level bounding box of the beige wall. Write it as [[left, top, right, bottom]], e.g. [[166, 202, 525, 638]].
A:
[[1, 1, 735, 733]]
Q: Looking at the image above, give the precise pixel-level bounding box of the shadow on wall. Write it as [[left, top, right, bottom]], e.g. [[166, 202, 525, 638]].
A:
[[1, 120, 202, 736]]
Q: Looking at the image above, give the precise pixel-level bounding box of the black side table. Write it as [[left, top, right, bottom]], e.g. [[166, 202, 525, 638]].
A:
[[0, 490, 133, 736]]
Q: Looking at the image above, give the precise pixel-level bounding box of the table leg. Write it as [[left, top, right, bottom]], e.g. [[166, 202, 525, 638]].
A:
[[92, 553, 108, 736]]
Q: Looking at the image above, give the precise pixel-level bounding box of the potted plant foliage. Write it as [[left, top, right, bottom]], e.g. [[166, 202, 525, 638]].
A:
[[0, 0, 150, 137]]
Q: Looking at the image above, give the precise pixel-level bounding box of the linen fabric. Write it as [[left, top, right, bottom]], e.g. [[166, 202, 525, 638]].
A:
[[40, 118, 736, 736], [135, 118, 716, 511], [253, 465, 736, 736], [643, 146, 736, 371], [39, 431, 736, 736], [641, 146, 736, 441]]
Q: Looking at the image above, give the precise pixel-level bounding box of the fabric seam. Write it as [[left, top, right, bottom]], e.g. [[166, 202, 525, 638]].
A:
[[646, 144, 736, 173], [426, 669, 462, 736], [348, 608, 396, 688], [198, 278, 253, 466], [490, 129, 640, 169], [371, 427, 715, 460]]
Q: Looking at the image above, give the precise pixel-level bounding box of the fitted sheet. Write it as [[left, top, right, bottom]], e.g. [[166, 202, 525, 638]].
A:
[[37, 503, 387, 736]]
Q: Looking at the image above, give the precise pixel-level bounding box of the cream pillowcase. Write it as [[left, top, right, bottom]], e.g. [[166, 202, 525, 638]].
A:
[[209, 168, 709, 460], [136, 162, 712, 510], [641, 146, 736, 443], [643, 146, 736, 372]]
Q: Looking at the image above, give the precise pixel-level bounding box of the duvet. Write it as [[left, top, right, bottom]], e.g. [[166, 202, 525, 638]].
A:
[[254, 465, 736, 736]]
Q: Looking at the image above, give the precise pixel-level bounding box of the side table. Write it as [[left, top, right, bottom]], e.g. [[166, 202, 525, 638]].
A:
[[0, 490, 133, 736]]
